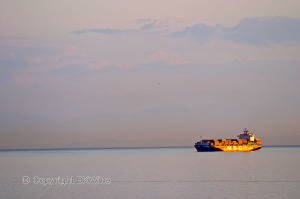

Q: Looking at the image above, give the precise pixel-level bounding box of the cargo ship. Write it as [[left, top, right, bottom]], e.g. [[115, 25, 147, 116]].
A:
[[194, 128, 262, 152]]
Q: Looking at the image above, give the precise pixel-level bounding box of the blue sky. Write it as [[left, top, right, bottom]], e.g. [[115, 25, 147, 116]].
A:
[[1, 0, 300, 148]]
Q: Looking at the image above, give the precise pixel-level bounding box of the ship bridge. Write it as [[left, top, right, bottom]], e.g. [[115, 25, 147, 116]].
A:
[[237, 128, 255, 141]]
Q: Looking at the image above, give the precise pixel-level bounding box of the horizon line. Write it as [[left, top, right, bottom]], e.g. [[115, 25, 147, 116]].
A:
[[1, 145, 300, 152]]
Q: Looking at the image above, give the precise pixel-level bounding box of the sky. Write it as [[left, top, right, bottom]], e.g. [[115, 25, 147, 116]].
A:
[[1, 0, 300, 149]]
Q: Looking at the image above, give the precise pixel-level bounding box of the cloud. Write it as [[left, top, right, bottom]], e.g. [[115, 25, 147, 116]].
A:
[[137, 17, 182, 30], [87, 60, 109, 71], [135, 18, 153, 24], [149, 50, 169, 59], [0, 45, 63, 85], [0, 44, 90, 87], [141, 21, 161, 30], [72, 28, 122, 35], [173, 23, 216, 43], [222, 17, 300, 45], [0, 58, 31, 85], [168, 59, 190, 66], [72, 18, 182, 36], [172, 17, 300, 45], [71, 17, 300, 45], [148, 50, 190, 66], [140, 19, 167, 30]]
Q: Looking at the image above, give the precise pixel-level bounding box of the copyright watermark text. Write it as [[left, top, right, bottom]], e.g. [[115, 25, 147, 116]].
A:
[[22, 176, 111, 185]]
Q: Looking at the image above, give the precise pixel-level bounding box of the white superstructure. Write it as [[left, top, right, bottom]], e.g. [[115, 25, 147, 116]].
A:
[[237, 128, 255, 141]]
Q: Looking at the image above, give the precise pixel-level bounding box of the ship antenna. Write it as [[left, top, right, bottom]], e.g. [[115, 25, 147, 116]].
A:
[[201, 135, 202, 143]]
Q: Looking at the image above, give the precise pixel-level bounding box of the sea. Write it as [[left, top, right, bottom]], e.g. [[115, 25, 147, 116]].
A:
[[0, 146, 299, 199]]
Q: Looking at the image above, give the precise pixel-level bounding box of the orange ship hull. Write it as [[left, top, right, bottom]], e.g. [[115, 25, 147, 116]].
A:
[[213, 144, 262, 151], [194, 142, 262, 152]]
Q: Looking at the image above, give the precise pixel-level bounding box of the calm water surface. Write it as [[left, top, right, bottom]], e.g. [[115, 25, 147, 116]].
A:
[[0, 146, 299, 199]]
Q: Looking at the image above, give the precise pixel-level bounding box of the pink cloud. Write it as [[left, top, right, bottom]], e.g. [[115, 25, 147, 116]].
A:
[[28, 45, 88, 73], [11, 45, 90, 87], [149, 50, 169, 59], [168, 59, 191, 66], [87, 60, 109, 71], [149, 50, 191, 65]]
